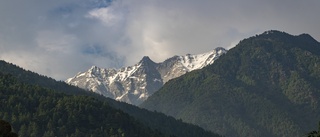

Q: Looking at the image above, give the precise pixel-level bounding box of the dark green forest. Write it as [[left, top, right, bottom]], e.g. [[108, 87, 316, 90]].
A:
[[141, 30, 320, 137], [0, 61, 219, 137], [0, 72, 169, 137]]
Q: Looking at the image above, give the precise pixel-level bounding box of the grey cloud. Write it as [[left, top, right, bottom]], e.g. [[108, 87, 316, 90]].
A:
[[0, 0, 319, 80]]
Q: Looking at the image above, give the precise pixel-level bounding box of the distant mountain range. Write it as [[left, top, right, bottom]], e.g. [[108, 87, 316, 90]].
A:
[[66, 47, 227, 105], [141, 30, 320, 137], [1, 30, 319, 137], [0, 60, 220, 137]]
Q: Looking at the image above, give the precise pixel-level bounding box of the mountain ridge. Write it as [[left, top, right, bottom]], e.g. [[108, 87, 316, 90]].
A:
[[0, 59, 221, 137], [66, 47, 227, 105], [141, 30, 320, 137]]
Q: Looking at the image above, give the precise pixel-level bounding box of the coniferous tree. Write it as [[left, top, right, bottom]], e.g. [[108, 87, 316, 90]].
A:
[[307, 122, 320, 137], [0, 119, 18, 137]]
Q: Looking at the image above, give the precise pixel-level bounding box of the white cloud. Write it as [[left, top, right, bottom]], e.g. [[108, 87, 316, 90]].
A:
[[87, 8, 120, 26]]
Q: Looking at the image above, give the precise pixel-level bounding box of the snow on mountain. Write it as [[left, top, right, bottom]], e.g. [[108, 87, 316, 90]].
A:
[[179, 47, 226, 71], [66, 47, 227, 105]]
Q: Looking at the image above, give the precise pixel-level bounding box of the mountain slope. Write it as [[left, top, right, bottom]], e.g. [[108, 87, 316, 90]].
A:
[[66, 47, 227, 105], [141, 30, 320, 137], [0, 72, 168, 137], [0, 60, 221, 137]]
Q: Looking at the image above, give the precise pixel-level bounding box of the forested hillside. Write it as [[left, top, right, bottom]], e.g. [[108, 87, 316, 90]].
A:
[[141, 30, 320, 137], [0, 72, 170, 137], [0, 61, 90, 96], [0, 60, 220, 137]]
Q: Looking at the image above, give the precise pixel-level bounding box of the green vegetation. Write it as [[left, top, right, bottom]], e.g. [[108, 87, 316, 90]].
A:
[[141, 30, 320, 137], [0, 61, 92, 96], [0, 72, 168, 137], [107, 98, 220, 137], [0, 60, 220, 137]]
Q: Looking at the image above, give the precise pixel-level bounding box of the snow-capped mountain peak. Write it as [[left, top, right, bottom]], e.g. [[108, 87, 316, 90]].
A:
[[66, 47, 227, 105], [179, 47, 226, 71]]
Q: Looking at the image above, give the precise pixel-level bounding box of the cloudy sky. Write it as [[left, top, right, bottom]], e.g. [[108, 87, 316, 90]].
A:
[[0, 0, 319, 80]]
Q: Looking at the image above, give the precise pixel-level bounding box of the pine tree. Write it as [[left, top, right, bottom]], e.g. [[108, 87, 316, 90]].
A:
[[0, 119, 18, 137], [308, 122, 320, 137]]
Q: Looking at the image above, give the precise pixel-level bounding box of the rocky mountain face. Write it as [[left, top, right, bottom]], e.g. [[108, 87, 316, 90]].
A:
[[66, 47, 227, 105]]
